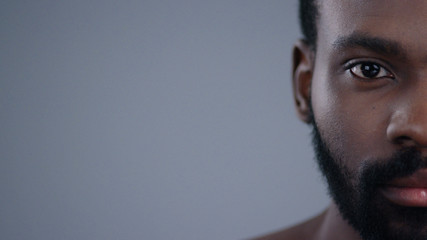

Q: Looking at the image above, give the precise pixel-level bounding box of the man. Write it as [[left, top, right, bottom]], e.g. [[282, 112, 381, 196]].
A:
[[255, 0, 427, 239]]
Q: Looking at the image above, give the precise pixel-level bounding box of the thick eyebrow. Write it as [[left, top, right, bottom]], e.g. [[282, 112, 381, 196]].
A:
[[332, 33, 407, 60]]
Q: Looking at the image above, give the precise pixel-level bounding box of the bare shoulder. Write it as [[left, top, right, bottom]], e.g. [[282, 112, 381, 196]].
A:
[[250, 211, 326, 240]]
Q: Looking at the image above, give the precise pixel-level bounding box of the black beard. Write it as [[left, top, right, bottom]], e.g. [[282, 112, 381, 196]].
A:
[[310, 114, 427, 240]]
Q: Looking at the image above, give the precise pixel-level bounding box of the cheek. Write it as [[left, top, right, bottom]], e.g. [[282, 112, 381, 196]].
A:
[[311, 76, 391, 171]]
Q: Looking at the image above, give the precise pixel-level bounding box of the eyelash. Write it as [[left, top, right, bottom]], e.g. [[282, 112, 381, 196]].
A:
[[346, 61, 395, 80]]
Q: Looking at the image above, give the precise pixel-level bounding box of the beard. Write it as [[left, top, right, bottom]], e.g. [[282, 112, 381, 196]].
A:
[[310, 113, 427, 240]]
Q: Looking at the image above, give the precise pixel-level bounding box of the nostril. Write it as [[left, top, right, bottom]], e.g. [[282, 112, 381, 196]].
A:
[[394, 135, 413, 145]]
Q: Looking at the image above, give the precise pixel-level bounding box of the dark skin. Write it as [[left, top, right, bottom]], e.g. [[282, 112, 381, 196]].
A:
[[253, 0, 427, 239]]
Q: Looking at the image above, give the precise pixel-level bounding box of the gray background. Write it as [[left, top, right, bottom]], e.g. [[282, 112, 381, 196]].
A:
[[1, 1, 329, 239]]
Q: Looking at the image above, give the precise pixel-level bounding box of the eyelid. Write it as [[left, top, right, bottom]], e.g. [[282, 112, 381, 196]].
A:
[[344, 59, 395, 80]]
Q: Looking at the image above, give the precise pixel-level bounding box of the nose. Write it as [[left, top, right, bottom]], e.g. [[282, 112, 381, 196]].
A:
[[387, 89, 427, 149]]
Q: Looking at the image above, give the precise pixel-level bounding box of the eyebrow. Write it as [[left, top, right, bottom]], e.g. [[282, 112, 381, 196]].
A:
[[332, 33, 407, 60]]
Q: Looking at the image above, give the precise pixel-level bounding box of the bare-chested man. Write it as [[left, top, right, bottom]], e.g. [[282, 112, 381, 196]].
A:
[[255, 1, 427, 239]]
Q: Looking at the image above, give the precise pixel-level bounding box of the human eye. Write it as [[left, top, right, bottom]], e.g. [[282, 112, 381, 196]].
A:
[[347, 62, 394, 80]]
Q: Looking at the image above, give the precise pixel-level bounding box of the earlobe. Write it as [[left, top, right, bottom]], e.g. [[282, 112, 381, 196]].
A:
[[292, 40, 314, 123]]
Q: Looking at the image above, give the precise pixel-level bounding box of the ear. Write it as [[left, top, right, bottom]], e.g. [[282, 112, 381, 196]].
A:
[[292, 40, 314, 123]]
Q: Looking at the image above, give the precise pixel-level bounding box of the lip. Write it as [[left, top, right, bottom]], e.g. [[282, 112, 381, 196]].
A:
[[380, 169, 427, 207], [381, 187, 427, 207]]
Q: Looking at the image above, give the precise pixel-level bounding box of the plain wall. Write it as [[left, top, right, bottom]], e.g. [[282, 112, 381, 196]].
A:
[[1, 1, 329, 239]]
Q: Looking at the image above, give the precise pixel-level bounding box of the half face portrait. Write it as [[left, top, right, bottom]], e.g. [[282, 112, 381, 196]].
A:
[[292, 0, 427, 239]]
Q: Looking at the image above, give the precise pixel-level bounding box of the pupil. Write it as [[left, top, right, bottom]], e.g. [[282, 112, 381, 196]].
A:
[[361, 63, 380, 78]]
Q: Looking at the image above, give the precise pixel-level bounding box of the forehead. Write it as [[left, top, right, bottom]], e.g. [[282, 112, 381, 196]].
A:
[[318, 0, 427, 48]]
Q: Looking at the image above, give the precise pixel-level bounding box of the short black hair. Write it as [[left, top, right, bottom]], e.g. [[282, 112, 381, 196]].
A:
[[299, 0, 318, 48]]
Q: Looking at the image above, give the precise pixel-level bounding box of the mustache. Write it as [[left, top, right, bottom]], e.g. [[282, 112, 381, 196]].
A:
[[360, 148, 427, 191]]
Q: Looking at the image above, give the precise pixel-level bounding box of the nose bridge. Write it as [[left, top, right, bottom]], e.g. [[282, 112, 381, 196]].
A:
[[387, 78, 427, 147], [404, 80, 427, 121]]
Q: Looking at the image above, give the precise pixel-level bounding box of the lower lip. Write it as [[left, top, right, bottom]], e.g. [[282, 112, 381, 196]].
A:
[[381, 187, 427, 207]]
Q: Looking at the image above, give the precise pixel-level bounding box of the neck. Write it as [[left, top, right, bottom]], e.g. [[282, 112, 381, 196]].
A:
[[314, 203, 362, 240]]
